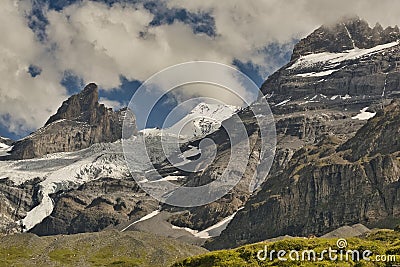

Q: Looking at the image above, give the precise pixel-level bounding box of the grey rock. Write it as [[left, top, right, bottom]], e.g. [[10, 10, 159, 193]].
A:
[[207, 100, 400, 249], [7, 83, 137, 160], [30, 177, 158, 235]]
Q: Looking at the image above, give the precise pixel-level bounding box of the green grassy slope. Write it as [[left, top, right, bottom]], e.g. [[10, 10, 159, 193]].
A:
[[0, 230, 207, 267], [172, 230, 400, 266]]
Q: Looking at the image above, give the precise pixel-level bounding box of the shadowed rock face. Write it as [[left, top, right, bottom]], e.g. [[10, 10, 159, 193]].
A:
[[7, 83, 137, 160], [30, 177, 159, 236]]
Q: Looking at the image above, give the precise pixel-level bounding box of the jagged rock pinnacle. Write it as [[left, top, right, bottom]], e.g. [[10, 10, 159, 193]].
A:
[[8, 83, 137, 159]]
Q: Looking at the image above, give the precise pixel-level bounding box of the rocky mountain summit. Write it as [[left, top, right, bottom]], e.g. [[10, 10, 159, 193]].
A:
[[292, 16, 400, 60], [262, 17, 400, 102], [6, 83, 137, 160]]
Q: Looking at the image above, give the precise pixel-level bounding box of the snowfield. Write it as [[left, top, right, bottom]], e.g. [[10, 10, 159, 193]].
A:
[[0, 136, 177, 231], [141, 102, 240, 140], [173, 102, 241, 138], [289, 41, 399, 73], [0, 142, 12, 157]]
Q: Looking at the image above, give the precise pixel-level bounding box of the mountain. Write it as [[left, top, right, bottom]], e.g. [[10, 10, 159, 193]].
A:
[[262, 16, 400, 102], [205, 17, 400, 250], [6, 83, 137, 160], [167, 102, 241, 138], [141, 102, 241, 140], [291, 16, 400, 60], [1, 16, 400, 258], [208, 100, 400, 249], [0, 89, 241, 236]]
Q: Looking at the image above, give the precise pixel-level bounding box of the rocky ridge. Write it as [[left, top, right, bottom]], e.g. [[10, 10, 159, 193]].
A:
[[262, 17, 400, 102], [6, 83, 137, 160]]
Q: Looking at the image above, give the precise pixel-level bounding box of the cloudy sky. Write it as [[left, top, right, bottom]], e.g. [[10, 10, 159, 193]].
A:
[[1, 0, 400, 139]]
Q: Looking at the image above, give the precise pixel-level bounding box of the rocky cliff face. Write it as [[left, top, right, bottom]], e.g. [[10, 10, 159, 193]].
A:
[[204, 18, 400, 250], [31, 177, 158, 235], [207, 99, 400, 249], [0, 178, 42, 234], [7, 83, 137, 160]]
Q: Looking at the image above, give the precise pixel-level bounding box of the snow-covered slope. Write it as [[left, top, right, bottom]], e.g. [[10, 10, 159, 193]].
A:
[[0, 137, 12, 157], [174, 102, 241, 137], [0, 135, 182, 231], [0, 142, 130, 231], [141, 103, 240, 140], [289, 41, 399, 75]]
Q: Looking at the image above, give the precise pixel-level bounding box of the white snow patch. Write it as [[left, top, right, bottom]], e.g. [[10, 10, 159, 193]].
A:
[[149, 175, 186, 183], [342, 94, 352, 100], [0, 143, 12, 157], [352, 107, 376, 120], [171, 208, 243, 239], [121, 210, 161, 232], [275, 99, 290, 106], [289, 41, 399, 70], [296, 69, 339, 77], [343, 24, 356, 49], [180, 146, 201, 158], [0, 143, 9, 149]]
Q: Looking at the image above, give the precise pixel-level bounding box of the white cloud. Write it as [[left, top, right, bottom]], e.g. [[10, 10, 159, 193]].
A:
[[99, 97, 123, 110], [0, 0, 66, 136]]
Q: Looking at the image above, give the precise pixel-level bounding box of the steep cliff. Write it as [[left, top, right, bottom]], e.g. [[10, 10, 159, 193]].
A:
[[7, 83, 137, 160], [207, 100, 400, 249]]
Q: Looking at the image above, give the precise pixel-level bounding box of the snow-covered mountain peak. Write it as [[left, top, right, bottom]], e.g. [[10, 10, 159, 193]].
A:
[[189, 102, 240, 117], [141, 102, 241, 140]]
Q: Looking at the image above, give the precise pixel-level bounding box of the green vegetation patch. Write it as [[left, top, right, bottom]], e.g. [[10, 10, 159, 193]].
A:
[[173, 230, 400, 267]]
